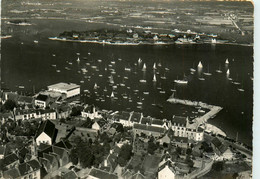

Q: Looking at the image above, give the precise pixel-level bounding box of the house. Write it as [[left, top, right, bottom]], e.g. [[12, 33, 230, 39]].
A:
[[35, 120, 57, 146], [159, 134, 171, 145], [158, 160, 176, 179], [0, 145, 6, 159], [17, 95, 33, 106], [151, 119, 168, 129], [14, 109, 57, 121], [81, 105, 102, 119], [129, 112, 143, 126], [92, 119, 107, 132], [3, 159, 41, 179], [2, 153, 19, 169], [34, 94, 50, 109], [56, 105, 71, 119], [132, 171, 145, 179], [133, 123, 165, 138], [113, 111, 131, 126], [211, 137, 234, 160], [87, 168, 118, 179], [35, 109, 57, 120], [170, 116, 204, 141]]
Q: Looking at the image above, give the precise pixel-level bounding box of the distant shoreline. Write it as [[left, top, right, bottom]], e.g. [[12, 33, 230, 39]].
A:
[[48, 37, 253, 47]]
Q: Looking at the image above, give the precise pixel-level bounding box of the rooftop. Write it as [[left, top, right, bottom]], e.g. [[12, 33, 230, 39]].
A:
[[171, 116, 187, 126], [35, 94, 48, 101], [88, 168, 118, 179], [48, 82, 80, 91]]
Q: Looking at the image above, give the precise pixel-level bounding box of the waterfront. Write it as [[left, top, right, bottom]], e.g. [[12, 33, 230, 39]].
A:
[[1, 18, 253, 146]]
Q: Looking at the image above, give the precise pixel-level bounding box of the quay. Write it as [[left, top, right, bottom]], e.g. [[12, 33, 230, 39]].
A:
[[167, 96, 223, 126]]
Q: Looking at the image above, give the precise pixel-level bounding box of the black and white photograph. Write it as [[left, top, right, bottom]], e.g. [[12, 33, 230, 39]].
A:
[[0, 0, 254, 178]]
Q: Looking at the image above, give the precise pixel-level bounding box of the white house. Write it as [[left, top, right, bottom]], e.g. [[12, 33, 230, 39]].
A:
[[35, 94, 49, 109], [82, 105, 102, 119], [35, 120, 56, 146], [158, 160, 176, 179]]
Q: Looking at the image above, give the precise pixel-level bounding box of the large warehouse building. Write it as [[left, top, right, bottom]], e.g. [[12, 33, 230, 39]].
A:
[[47, 82, 80, 98]]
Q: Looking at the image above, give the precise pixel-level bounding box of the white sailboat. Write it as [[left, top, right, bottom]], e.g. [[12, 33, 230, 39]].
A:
[[225, 58, 229, 64], [77, 57, 80, 62], [153, 74, 157, 82], [197, 61, 203, 68], [111, 91, 115, 98], [153, 63, 157, 70], [142, 63, 147, 71], [161, 73, 166, 80], [94, 83, 98, 89], [109, 76, 114, 84], [226, 69, 230, 75], [203, 64, 212, 76], [174, 75, 188, 84], [216, 64, 222, 73], [138, 58, 142, 63]]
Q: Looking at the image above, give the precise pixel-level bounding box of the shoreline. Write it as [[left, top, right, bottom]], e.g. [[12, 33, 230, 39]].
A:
[[48, 37, 253, 47]]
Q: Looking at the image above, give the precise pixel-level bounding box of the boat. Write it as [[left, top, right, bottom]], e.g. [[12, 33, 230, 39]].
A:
[[120, 83, 125, 87], [94, 83, 98, 89], [159, 91, 166, 94], [161, 74, 166, 80], [34, 40, 38, 44], [81, 68, 87, 73], [111, 61, 115, 64], [80, 81, 84, 83], [111, 92, 115, 98], [51, 64, 56, 67], [124, 76, 129, 80], [109, 76, 114, 84], [203, 64, 212, 76], [65, 67, 71, 70], [153, 74, 157, 82], [77, 57, 80, 62], [238, 88, 245, 92], [140, 79, 147, 83], [225, 58, 229, 64], [174, 80, 188, 84], [216, 65, 222, 73], [56, 70, 61, 72], [190, 68, 196, 72], [138, 58, 142, 63], [198, 77, 205, 81], [226, 69, 230, 75], [142, 63, 147, 71], [98, 59, 102, 63], [197, 61, 203, 68], [153, 63, 157, 70], [76, 53, 80, 55], [165, 68, 170, 71], [125, 67, 131, 71], [143, 92, 149, 95], [18, 86, 25, 89], [104, 87, 107, 92], [137, 101, 143, 105], [133, 89, 139, 93]]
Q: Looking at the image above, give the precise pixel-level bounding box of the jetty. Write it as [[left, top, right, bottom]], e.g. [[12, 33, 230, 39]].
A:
[[167, 95, 223, 126]]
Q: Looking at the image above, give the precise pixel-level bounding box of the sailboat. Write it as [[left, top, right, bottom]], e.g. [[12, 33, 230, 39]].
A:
[[94, 83, 98, 89], [111, 91, 115, 98], [225, 58, 229, 64], [161, 73, 166, 80], [142, 63, 147, 71], [203, 64, 212, 76], [109, 75, 114, 84], [174, 75, 188, 84], [104, 87, 107, 92], [216, 64, 222, 73], [226, 69, 230, 75], [77, 57, 80, 62], [197, 61, 203, 68], [153, 63, 157, 70], [138, 58, 142, 63], [153, 74, 157, 82]]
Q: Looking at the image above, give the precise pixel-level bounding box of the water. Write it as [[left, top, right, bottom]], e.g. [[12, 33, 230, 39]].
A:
[[1, 19, 253, 146]]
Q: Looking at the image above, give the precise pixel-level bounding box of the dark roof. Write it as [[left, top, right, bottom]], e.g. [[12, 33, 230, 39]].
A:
[[35, 120, 56, 140], [3, 153, 19, 166], [38, 143, 52, 152], [63, 171, 78, 179], [212, 137, 227, 154], [198, 126, 204, 132], [3, 168, 20, 178], [119, 111, 131, 121], [36, 94, 48, 101], [17, 96, 33, 103], [18, 147, 30, 158], [0, 145, 6, 155], [18, 163, 31, 176], [27, 159, 41, 171], [151, 119, 164, 126], [54, 140, 72, 150], [132, 171, 145, 179], [171, 116, 187, 126], [130, 112, 142, 123], [134, 124, 165, 134], [43, 153, 56, 164], [52, 146, 66, 157], [89, 168, 118, 179], [140, 117, 151, 125], [171, 136, 188, 143]]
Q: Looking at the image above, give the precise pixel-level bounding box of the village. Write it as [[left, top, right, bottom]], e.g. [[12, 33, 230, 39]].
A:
[[0, 82, 252, 179]]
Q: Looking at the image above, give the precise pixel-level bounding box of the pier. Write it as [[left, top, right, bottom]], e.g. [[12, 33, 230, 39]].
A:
[[167, 96, 223, 126]]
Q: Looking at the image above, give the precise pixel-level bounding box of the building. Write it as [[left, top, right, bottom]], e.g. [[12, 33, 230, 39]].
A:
[[35, 120, 57, 146], [113, 111, 131, 126], [81, 105, 102, 119], [47, 82, 80, 98], [34, 94, 50, 108], [129, 112, 143, 126], [133, 123, 165, 138], [211, 137, 234, 161], [158, 160, 176, 179], [169, 116, 204, 142], [14, 109, 57, 121], [87, 168, 118, 179]]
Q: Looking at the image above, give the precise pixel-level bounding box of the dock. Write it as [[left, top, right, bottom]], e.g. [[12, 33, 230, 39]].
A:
[[167, 97, 223, 126]]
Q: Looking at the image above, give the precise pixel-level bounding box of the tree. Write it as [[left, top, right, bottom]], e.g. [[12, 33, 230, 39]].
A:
[[117, 144, 133, 167], [147, 141, 158, 155], [71, 107, 81, 116], [4, 100, 16, 111], [212, 161, 224, 171]]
